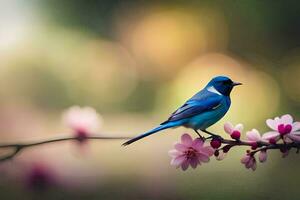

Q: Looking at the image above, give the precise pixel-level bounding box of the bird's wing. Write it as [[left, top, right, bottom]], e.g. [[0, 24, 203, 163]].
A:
[[161, 92, 223, 124]]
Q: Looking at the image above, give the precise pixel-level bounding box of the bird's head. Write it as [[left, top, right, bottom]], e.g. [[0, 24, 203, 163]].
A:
[[206, 76, 242, 96]]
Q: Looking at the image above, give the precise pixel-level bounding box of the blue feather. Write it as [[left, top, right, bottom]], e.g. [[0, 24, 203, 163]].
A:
[[122, 121, 181, 146], [123, 76, 241, 146], [162, 93, 223, 123]]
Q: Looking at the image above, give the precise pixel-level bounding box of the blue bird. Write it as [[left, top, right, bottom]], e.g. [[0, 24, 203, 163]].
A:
[[123, 76, 242, 146]]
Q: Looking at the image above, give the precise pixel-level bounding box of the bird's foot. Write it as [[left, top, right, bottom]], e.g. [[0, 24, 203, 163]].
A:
[[194, 130, 205, 141], [202, 130, 223, 140]]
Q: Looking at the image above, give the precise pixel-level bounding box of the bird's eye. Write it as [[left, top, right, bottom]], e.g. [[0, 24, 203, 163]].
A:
[[222, 80, 232, 85]]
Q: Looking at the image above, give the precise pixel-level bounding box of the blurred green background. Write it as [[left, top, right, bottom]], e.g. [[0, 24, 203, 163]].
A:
[[0, 0, 300, 199]]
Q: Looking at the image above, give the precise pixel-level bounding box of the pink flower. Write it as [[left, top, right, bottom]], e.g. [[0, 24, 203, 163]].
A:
[[246, 129, 270, 148], [264, 114, 300, 143], [169, 134, 214, 171], [26, 163, 57, 191], [246, 129, 262, 142], [258, 150, 267, 163], [241, 154, 257, 171], [62, 106, 102, 142], [224, 122, 243, 140], [286, 133, 300, 143]]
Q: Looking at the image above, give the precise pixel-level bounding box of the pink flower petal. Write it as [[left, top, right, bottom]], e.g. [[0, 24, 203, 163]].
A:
[[245, 157, 256, 170], [246, 129, 261, 142], [291, 131, 300, 136], [235, 124, 244, 132], [287, 133, 300, 143], [169, 133, 215, 170], [181, 134, 193, 146], [258, 150, 267, 163], [62, 106, 102, 135], [198, 154, 210, 163], [216, 152, 226, 161], [224, 122, 234, 134], [262, 131, 280, 141], [241, 155, 250, 164], [190, 158, 199, 169], [168, 149, 181, 157], [266, 119, 277, 130], [251, 160, 257, 171], [292, 122, 300, 132], [171, 155, 186, 167], [240, 155, 256, 171], [281, 114, 293, 125], [174, 143, 187, 152], [181, 160, 189, 171], [192, 138, 203, 147], [283, 135, 293, 143], [282, 150, 289, 158], [201, 146, 214, 156], [245, 160, 252, 169]]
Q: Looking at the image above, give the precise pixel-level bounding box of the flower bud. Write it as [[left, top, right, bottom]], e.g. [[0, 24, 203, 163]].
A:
[[223, 145, 232, 153], [280, 147, 288, 153], [214, 150, 219, 157], [258, 150, 267, 163], [251, 142, 258, 150], [231, 130, 241, 140], [269, 138, 277, 144], [210, 138, 222, 149], [216, 151, 226, 161], [282, 149, 289, 158], [76, 130, 88, 143]]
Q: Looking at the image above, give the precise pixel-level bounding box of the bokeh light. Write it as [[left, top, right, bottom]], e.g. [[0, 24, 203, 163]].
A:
[[0, 28, 138, 111], [0, 1, 31, 51], [281, 49, 300, 105], [115, 6, 228, 77]]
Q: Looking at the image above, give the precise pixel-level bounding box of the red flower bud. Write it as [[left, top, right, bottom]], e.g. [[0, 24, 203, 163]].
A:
[[76, 131, 88, 143], [231, 130, 241, 140], [251, 142, 258, 150], [210, 138, 222, 149], [269, 138, 277, 144]]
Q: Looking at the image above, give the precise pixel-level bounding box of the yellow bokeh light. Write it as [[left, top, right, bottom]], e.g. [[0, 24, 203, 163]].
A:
[[115, 6, 228, 76], [68, 39, 138, 105], [280, 49, 300, 103]]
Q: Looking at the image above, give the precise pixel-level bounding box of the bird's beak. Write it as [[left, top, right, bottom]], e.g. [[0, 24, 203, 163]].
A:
[[232, 82, 242, 86]]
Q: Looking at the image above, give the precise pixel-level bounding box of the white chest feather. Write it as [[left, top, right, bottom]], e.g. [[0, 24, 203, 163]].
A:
[[207, 86, 222, 96]]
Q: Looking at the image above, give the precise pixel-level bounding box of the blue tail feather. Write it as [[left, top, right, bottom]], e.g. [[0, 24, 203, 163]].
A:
[[122, 123, 176, 146]]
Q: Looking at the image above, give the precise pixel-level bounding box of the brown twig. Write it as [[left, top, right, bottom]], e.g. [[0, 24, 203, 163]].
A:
[[200, 131, 300, 156], [211, 136, 300, 155], [1, 131, 300, 164], [0, 135, 131, 162]]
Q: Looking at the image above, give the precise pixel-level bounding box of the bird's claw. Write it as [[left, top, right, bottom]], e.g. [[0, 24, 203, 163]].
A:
[[194, 130, 205, 141]]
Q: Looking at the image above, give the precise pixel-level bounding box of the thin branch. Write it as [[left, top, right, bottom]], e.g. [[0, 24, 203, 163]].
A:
[[250, 143, 300, 155], [1, 131, 300, 164], [0, 135, 131, 162], [201, 132, 300, 155], [0, 146, 22, 162]]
